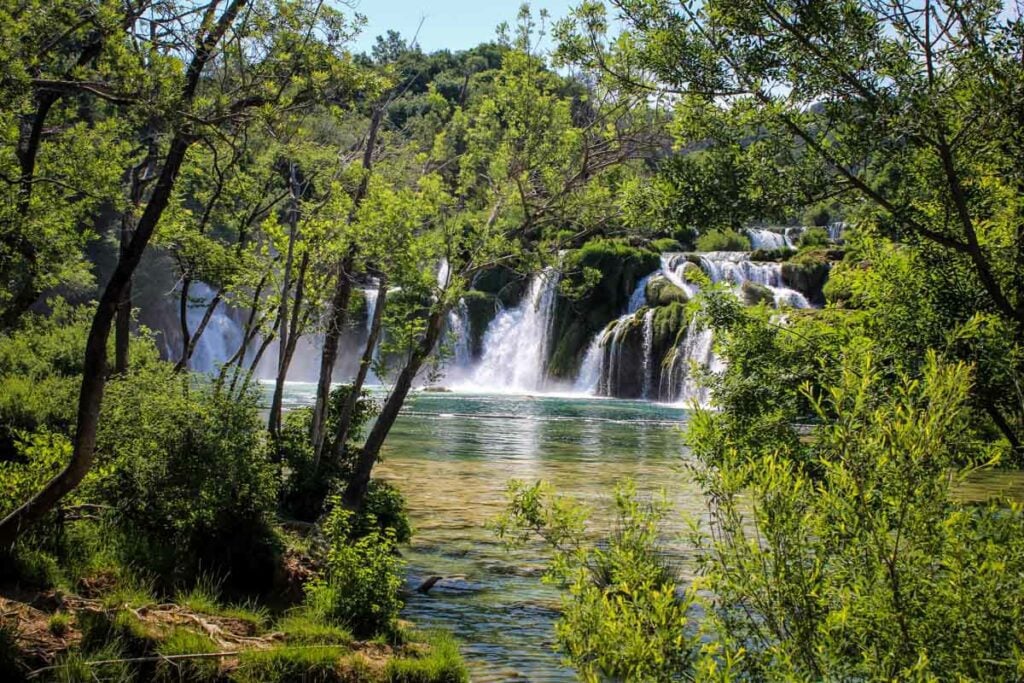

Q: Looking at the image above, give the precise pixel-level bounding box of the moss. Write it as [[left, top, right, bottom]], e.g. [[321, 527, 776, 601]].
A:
[[460, 290, 498, 357], [651, 303, 689, 351], [471, 267, 525, 308], [649, 237, 683, 253], [644, 277, 688, 307], [781, 248, 832, 303], [741, 281, 775, 307], [547, 240, 660, 379], [749, 247, 795, 262]]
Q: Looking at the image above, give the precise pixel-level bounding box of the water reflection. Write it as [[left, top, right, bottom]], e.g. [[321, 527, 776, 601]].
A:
[[273, 383, 1024, 681]]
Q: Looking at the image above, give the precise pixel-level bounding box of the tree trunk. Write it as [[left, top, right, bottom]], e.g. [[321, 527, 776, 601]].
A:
[[270, 252, 309, 441], [310, 105, 384, 461], [269, 163, 302, 437], [0, 133, 195, 547], [0, 0, 249, 546], [333, 275, 387, 459], [341, 307, 445, 511]]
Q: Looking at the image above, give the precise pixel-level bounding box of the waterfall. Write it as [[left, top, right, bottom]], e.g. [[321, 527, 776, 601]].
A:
[[640, 308, 655, 398], [747, 227, 794, 250], [447, 299, 473, 368], [659, 254, 701, 298], [574, 331, 606, 394], [466, 268, 560, 392], [627, 274, 653, 313], [184, 282, 245, 374], [699, 252, 810, 309], [657, 314, 723, 407]]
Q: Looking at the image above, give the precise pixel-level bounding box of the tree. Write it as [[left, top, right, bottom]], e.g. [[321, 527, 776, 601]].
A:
[[556, 0, 1024, 454], [0, 0, 366, 545]]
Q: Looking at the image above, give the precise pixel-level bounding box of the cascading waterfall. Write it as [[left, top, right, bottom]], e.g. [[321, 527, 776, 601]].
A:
[[698, 252, 810, 308], [465, 268, 560, 392], [182, 281, 245, 374], [640, 308, 655, 398], [659, 254, 702, 299], [747, 227, 794, 250], [447, 300, 473, 368], [574, 331, 606, 394]]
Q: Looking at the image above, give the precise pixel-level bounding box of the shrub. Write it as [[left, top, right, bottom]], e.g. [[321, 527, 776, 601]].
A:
[[305, 499, 404, 637], [648, 237, 683, 253], [279, 385, 379, 522], [0, 619, 24, 682], [95, 368, 280, 594], [798, 225, 830, 247], [694, 228, 751, 251]]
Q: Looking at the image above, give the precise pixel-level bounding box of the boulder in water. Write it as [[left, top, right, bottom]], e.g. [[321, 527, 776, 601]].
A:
[[741, 281, 775, 306], [644, 275, 689, 307]]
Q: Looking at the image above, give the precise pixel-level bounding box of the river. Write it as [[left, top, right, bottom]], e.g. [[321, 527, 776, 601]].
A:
[[275, 383, 1024, 681]]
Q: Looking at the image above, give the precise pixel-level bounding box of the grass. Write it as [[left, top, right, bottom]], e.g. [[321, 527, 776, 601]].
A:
[[52, 643, 134, 683], [176, 577, 269, 632], [277, 612, 354, 645], [384, 631, 468, 683], [47, 612, 70, 637], [155, 627, 221, 682], [231, 645, 352, 683]]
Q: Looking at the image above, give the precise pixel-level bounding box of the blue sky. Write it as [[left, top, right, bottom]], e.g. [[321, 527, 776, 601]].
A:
[[346, 0, 579, 54]]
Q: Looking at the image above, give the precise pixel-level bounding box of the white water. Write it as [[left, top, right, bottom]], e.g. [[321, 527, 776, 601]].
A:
[[573, 331, 606, 394], [640, 308, 656, 399], [698, 252, 810, 309], [183, 282, 245, 374], [746, 227, 794, 250], [461, 268, 560, 393]]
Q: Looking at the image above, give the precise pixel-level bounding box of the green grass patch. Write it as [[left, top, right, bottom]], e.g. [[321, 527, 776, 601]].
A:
[[277, 612, 354, 645], [231, 645, 351, 683], [155, 627, 221, 682], [47, 612, 70, 637], [385, 631, 467, 683]]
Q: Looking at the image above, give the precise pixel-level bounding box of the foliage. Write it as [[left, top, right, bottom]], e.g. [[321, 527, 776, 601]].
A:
[[278, 385, 382, 521], [694, 228, 751, 252], [798, 226, 830, 248], [305, 498, 405, 637], [95, 368, 280, 593], [495, 481, 698, 681], [500, 354, 1024, 680]]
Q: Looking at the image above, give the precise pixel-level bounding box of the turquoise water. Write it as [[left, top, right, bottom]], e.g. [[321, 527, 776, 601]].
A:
[[278, 384, 698, 680], [275, 383, 1024, 681]]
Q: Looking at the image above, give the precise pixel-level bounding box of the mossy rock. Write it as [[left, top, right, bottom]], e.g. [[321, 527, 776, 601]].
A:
[[781, 249, 832, 303], [461, 290, 499, 357], [644, 276, 689, 307], [547, 240, 660, 379], [471, 267, 526, 308], [741, 281, 775, 307], [749, 247, 795, 262], [596, 304, 689, 399]]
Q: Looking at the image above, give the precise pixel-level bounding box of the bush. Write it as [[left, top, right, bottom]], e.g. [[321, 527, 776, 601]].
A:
[[648, 237, 683, 253], [305, 499, 404, 637], [798, 225, 830, 247], [95, 368, 280, 594], [278, 385, 379, 522], [694, 228, 751, 251]]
